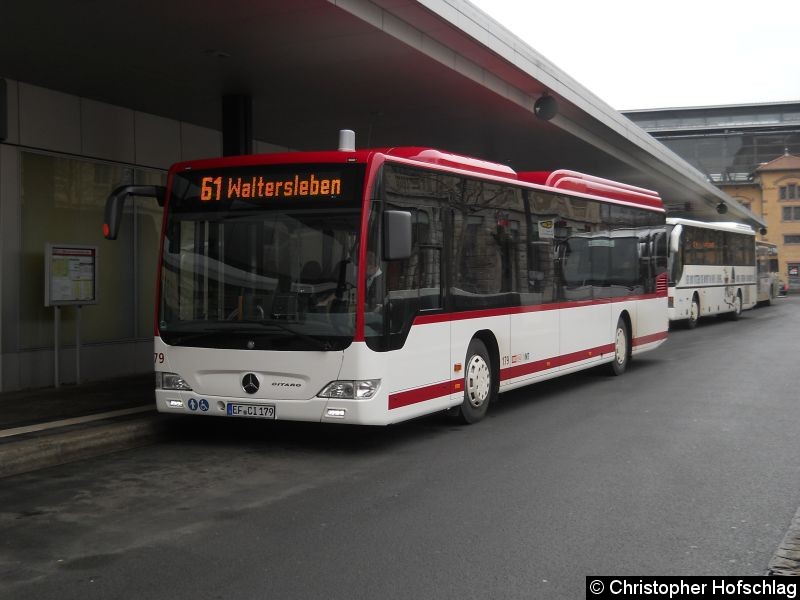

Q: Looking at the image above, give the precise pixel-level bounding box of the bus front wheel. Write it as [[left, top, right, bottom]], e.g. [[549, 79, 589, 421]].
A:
[[454, 338, 494, 424], [610, 318, 630, 376]]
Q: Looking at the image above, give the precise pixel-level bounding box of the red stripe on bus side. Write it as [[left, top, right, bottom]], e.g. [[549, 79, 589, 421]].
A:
[[500, 344, 615, 381], [387, 330, 668, 410], [388, 342, 612, 410], [388, 380, 458, 410], [632, 330, 668, 347]]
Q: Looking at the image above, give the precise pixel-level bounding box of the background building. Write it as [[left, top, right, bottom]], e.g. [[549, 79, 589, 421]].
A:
[[625, 102, 800, 289]]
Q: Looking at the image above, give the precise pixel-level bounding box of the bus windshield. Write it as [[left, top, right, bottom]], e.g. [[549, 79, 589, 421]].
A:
[[158, 164, 365, 351]]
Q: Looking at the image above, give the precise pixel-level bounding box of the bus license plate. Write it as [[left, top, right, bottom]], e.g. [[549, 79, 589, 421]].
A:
[[226, 403, 276, 419]]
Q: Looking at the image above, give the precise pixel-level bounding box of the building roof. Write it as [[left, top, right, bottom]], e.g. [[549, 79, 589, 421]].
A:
[[0, 0, 762, 228], [756, 153, 800, 172], [623, 101, 800, 135]]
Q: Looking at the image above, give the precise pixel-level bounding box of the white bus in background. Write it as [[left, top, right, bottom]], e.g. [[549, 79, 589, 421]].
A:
[[667, 218, 757, 328], [755, 240, 781, 305]]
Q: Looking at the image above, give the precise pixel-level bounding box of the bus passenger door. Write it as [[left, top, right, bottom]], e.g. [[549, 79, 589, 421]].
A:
[[373, 202, 450, 413], [556, 213, 611, 367]]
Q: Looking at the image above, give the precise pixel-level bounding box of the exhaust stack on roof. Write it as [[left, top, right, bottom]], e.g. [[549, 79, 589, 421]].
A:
[[338, 129, 355, 152]]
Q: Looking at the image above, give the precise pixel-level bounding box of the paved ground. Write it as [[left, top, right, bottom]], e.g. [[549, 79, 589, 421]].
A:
[[0, 296, 798, 599]]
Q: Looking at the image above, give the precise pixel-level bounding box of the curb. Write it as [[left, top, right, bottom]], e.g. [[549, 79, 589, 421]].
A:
[[768, 505, 800, 575], [0, 413, 168, 479]]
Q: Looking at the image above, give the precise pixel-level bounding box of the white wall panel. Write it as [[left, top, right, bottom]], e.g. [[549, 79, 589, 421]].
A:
[[81, 98, 135, 163], [135, 111, 180, 169], [180, 122, 221, 161], [19, 83, 81, 154], [2, 78, 20, 145], [253, 140, 290, 154]]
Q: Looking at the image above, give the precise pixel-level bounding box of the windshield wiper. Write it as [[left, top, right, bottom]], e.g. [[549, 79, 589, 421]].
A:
[[162, 320, 340, 351], [245, 320, 335, 351], [165, 329, 224, 345]]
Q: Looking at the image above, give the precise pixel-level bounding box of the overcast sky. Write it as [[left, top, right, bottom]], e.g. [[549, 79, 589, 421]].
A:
[[468, 0, 800, 111]]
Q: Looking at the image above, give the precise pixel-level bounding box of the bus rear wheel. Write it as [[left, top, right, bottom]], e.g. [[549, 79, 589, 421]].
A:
[[454, 338, 494, 424], [728, 292, 742, 320], [610, 318, 630, 376], [686, 296, 700, 329]]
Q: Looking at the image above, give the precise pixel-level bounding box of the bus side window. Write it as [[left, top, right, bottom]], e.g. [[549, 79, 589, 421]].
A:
[[525, 191, 558, 304]]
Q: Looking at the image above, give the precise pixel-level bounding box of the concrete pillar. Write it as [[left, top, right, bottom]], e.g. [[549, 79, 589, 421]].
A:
[[222, 94, 252, 157]]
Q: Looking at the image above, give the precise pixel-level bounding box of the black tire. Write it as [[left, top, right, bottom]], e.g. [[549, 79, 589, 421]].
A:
[[610, 317, 630, 376], [728, 291, 743, 321], [454, 338, 495, 424], [686, 296, 699, 329]]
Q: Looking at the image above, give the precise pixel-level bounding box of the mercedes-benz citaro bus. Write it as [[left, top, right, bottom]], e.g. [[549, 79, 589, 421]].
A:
[[104, 131, 669, 425]]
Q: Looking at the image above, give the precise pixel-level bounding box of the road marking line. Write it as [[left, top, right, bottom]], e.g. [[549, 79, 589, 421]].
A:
[[0, 406, 154, 439]]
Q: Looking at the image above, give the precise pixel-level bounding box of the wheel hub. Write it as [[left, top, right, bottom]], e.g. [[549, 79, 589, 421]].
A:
[[466, 355, 491, 408], [615, 327, 627, 364]]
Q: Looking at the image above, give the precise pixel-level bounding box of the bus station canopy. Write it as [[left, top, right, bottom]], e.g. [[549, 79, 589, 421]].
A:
[[0, 0, 762, 229]]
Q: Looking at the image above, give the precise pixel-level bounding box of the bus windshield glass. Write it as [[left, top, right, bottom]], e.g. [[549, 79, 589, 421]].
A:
[[159, 164, 365, 351]]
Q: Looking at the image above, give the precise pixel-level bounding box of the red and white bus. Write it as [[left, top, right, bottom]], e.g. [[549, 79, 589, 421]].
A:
[[104, 135, 669, 425]]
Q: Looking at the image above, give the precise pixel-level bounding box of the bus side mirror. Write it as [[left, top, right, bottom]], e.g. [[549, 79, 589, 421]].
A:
[[383, 210, 412, 260], [103, 185, 166, 240]]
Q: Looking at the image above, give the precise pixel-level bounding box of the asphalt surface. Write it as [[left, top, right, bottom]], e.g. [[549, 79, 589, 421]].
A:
[[1, 297, 799, 599]]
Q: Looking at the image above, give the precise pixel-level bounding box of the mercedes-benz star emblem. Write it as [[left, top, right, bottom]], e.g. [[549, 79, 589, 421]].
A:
[[242, 373, 260, 394]]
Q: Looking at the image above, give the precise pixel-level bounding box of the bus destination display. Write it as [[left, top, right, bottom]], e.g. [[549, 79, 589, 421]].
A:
[[200, 172, 342, 202]]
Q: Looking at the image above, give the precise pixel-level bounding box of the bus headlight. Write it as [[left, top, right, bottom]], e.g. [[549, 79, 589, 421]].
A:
[[318, 379, 380, 399], [156, 372, 193, 391]]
